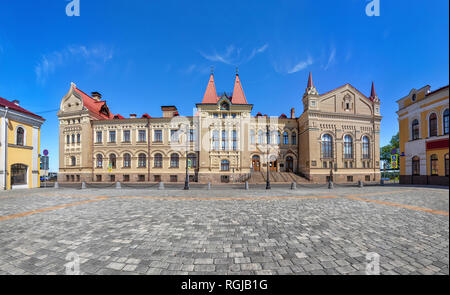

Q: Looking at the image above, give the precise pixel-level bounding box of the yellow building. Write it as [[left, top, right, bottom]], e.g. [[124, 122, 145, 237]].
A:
[[397, 85, 449, 186], [0, 97, 45, 190]]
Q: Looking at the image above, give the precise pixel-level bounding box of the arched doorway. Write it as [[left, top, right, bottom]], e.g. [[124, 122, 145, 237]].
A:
[[252, 155, 260, 172], [269, 155, 278, 172], [286, 156, 294, 172], [11, 164, 28, 189]]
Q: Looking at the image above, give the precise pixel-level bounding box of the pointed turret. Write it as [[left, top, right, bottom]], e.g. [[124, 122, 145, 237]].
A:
[[304, 72, 318, 96], [307, 72, 314, 89], [369, 81, 379, 102], [231, 73, 248, 104], [201, 73, 218, 104]]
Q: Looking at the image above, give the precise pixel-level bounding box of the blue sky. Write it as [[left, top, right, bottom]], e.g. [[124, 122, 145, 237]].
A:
[[0, 0, 448, 172]]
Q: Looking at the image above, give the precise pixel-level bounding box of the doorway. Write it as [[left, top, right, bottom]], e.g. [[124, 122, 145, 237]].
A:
[[252, 155, 260, 172], [286, 156, 294, 172]]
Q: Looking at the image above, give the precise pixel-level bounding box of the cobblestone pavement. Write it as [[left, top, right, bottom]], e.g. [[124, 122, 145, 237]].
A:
[[0, 185, 448, 275]]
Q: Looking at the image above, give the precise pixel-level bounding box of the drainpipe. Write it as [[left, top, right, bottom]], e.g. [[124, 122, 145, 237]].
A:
[[2, 107, 8, 189], [147, 118, 151, 182]]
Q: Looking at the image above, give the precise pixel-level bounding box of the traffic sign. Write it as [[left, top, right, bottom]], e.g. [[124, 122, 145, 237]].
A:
[[43, 149, 49, 156], [188, 159, 192, 169], [391, 154, 398, 162], [391, 161, 398, 169]]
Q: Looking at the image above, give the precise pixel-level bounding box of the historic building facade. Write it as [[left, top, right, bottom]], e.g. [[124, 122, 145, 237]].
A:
[[397, 84, 449, 186], [58, 73, 381, 184], [1, 97, 45, 190]]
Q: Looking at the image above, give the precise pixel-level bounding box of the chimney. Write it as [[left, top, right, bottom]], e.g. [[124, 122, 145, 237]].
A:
[[290, 108, 295, 119], [161, 106, 178, 118], [12, 100, 20, 106], [130, 114, 137, 118], [91, 92, 102, 101]]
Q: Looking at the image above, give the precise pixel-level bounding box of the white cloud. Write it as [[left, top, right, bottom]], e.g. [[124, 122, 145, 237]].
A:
[[287, 56, 314, 74], [323, 47, 336, 70], [35, 45, 114, 83], [200, 43, 268, 66]]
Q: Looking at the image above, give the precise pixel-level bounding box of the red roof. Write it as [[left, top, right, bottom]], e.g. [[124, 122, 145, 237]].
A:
[[113, 114, 125, 119], [73, 87, 113, 120], [202, 74, 218, 104], [231, 74, 248, 104], [0, 97, 45, 120], [141, 113, 152, 118]]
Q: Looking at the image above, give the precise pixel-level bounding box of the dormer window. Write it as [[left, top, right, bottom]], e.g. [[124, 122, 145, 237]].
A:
[[220, 102, 230, 110], [412, 94, 417, 102]]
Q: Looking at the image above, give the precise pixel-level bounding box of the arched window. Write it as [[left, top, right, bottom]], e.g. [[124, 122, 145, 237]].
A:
[[430, 154, 438, 175], [96, 154, 103, 168], [188, 153, 197, 169], [258, 131, 264, 144], [275, 131, 281, 145], [250, 130, 255, 144], [321, 134, 333, 159], [154, 153, 163, 168], [220, 102, 230, 110], [109, 154, 116, 169], [123, 153, 131, 168], [16, 127, 24, 146], [343, 135, 353, 159], [283, 132, 289, 145], [362, 136, 370, 159], [291, 132, 297, 145], [444, 109, 449, 135], [429, 113, 437, 137], [212, 130, 219, 150], [170, 153, 179, 168], [71, 156, 76, 166], [66, 134, 70, 144], [221, 160, 230, 171], [412, 119, 420, 140], [138, 153, 147, 168], [445, 154, 449, 176], [412, 156, 420, 176], [71, 134, 75, 144], [77, 133, 81, 143]]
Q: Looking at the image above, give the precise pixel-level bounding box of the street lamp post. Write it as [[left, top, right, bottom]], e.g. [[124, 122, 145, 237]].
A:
[[184, 130, 190, 190], [266, 125, 271, 190]]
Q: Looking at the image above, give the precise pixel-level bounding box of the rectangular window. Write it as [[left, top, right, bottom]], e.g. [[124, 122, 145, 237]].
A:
[[96, 131, 102, 143], [430, 155, 438, 175], [76, 175, 80, 182], [323, 161, 327, 168], [221, 175, 230, 183], [77, 134, 81, 144], [170, 130, 179, 142], [138, 130, 146, 142], [222, 130, 228, 150], [67, 135, 70, 144], [110, 175, 115, 182], [170, 175, 177, 182], [365, 175, 371, 181], [189, 129, 195, 142], [212, 130, 219, 151], [154, 175, 161, 182], [347, 176, 353, 182], [123, 130, 131, 142], [232, 130, 237, 151], [109, 131, 116, 143], [123, 175, 130, 182], [154, 130, 163, 142], [138, 175, 145, 182], [213, 114, 218, 118], [96, 175, 102, 182]]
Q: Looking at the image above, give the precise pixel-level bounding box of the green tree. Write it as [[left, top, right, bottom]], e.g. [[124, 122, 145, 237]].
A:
[[380, 132, 399, 168]]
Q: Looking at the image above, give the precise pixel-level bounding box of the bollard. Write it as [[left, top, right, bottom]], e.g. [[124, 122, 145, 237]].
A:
[[81, 182, 87, 189], [158, 182, 164, 190], [380, 179, 385, 186], [358, 180, 364, 188], [54, 182, 59, 189], [207, 182, 211, 190], [291, 182, 297, 190], [328, 181, 334, 189], [245, 181, 249, 190], [116, 182, 121, 189]]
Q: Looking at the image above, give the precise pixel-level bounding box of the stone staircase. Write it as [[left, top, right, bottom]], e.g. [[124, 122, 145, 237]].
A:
[[246, 171, 309, 184]]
